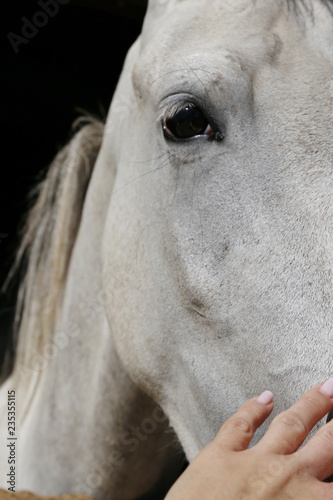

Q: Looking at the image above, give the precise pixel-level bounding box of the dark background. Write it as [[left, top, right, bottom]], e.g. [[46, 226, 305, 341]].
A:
[[1, 0, 147, 367]]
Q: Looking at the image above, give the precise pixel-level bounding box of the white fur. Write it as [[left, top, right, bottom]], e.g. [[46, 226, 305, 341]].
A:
[[1, 0, 332, 497]]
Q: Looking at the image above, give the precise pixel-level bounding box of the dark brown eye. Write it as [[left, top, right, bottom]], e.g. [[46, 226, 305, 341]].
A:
[[163, 104, 213, 140]]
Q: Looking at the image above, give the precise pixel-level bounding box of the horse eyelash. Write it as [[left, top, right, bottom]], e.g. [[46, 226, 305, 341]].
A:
[[157, 101, 197, 125]]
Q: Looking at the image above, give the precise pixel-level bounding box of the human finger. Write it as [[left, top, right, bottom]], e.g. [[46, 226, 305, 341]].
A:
[[257, 378, 333, 455], [295, 417, 333, 481], [214, 390, 274, 451]]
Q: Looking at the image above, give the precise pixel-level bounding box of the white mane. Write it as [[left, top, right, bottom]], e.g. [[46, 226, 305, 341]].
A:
[[2, 117, 104, 384]]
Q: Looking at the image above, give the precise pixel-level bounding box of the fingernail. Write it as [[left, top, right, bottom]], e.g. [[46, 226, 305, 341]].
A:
[[257, 390, 274, 405], [319, 378, 333, 398]]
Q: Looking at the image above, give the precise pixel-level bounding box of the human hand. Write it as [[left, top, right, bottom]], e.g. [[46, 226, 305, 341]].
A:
[[165, 379, 333, 499]]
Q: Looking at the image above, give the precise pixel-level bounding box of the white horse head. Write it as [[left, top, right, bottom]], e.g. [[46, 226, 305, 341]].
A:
[[1, 0, 333, 497]]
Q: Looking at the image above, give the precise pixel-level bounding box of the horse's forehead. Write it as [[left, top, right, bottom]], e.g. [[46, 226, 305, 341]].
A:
[[142, 0, 283, 51], [135, 0, 287, 97], [145, 0, 279, 22]]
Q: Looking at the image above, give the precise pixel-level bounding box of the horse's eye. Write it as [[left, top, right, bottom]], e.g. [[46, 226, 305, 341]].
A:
[[163, 104, 213, 140]]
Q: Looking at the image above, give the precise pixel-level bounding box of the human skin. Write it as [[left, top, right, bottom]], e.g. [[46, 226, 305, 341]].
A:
[[165, 379, 333, 500]]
